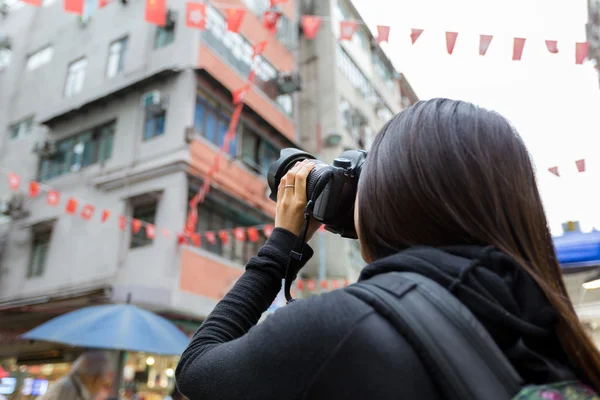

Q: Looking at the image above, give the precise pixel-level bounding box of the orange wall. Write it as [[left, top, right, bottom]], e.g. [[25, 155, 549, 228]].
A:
[[197, 45, 295, 142], [179, 248, 244, 300], [188, 139, 277, 217]]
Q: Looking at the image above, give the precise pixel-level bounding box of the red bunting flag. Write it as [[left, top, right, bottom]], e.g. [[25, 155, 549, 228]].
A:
[[252, 41, 268, 58], [332, 280, 340, 289], [64, 0, 84, 14], [545, 40, 558, 54], [145, 0, 166, 27], [548, 166, 560, 177], [186, 2, 206, 29], [185, 209, 198, 236], [233, 227, 246, 242], [576, 159, 586, 173], [576, 42, 589, 65], [376, 25, 390, 44], [446, 32, 458, 55], [177, 233, 187, 245], [410, 28, 423, 44], [296, 279, 304, 290], [98, 0, 109, 8], [320, 280, 328, 289], [340, 21, 358, 41], [344, 279, 350, 287], [21, 0, 42, 5], [161, 228, 170, 238], [101, 209, 111, 223], [146, 224, 156, 239], [132, 219, 142, 234], [7, 173, 20, 190], [513, 38, 526, 61], [263, 224, 274, 238], [219, 230, 229, 244], [301, 16, 321, 40], [479, 35, 493, 56], [307, 279, 316, 291], [29, 181, 40, 198], [119, 216, 127, 231], [65, 198, 78, 215], [269, 0, 286, 6], [263, 10, 281, 34], [205, 231, 217, 245], [247, 227, 260, 243], [81, 204, 95, 220], [232, 84, 250, 105], [191, 232, 201, 246], [47, 190, 60, 206], [226, 8, 245, 33]]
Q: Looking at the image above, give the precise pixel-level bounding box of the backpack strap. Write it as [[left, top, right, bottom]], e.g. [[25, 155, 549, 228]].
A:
[[345, 272, 524, 400]]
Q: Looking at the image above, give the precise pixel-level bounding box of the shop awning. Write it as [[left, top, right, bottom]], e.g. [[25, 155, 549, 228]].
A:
[[554, 231, 600, 269]]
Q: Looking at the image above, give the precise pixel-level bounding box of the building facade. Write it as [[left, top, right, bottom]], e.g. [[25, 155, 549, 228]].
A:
[[587, 0, 600, 84]]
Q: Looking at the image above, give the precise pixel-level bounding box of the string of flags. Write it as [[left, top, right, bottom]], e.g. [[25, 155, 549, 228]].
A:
[[548, 159, 586, 177], [1, 168, 277, 246], [295, 277, 351, 292], [18, 0, 591, 65]]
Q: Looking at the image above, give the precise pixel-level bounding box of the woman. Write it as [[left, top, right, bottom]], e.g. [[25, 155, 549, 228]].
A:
[[176, 99, 600, 399]]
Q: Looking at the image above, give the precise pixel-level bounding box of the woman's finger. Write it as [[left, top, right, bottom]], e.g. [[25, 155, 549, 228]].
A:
[[277, 176, 287, 203], [281, 162, 302, 202], [294, 161, 314, 204]]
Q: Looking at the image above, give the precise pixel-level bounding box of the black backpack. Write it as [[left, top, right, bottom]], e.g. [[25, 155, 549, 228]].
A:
[[345, 272, 525, 400]]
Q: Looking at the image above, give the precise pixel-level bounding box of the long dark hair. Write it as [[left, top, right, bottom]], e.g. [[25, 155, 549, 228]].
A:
[[357, 98, 600, 390]]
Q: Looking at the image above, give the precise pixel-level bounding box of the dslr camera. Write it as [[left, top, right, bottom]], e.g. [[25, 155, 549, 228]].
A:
[[267, 148, 367, 239]]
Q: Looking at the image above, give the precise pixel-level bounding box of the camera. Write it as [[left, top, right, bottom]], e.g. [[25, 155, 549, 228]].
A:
[[267, 148, 367, 239]]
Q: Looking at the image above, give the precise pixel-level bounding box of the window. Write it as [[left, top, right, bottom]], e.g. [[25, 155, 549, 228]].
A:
[[194, 95, 237, 156], [28, 227, 52, 278], [9, 116, 34, 140], [130, 202, 157, 248], [191, 188, 270, 264], [64, 58, 87, 97], [38, 121, 115, 181], [155, 23, 175, 49], [240, 127, 279, 176], [0, 47, 12, 71], [106, 37, 128, 78], [26, 46, 54, 71], [144, 109, 166, 140], [372, 52, 395, 91]]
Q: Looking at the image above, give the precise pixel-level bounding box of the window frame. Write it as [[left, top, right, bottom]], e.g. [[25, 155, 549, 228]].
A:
[[130, 200, 158, 249], [26, 45, 54, 71], [9, 116, 35, 140], [64, 57, 88, 98], [28, 227, 52, 278], [155, 23, 176, 49], [143, 108, 167, 141], [106, 36, 128, 78]]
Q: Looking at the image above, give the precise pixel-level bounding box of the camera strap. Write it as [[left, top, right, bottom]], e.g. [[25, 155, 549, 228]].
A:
[[284, 171, 333, 304]]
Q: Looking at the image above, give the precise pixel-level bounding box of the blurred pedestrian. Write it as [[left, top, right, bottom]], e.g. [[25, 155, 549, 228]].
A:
[[40, 351, 111, 400]]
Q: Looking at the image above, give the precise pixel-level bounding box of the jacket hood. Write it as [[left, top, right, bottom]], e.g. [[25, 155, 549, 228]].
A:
[[359, 245, 577, 385]]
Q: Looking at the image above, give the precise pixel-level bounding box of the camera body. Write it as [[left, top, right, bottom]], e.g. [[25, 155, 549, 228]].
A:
[[267, 148, 367, 239]]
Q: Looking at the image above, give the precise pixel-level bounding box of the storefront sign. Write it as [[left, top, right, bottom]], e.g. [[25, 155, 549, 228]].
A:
[[0, 377, 16, 395]]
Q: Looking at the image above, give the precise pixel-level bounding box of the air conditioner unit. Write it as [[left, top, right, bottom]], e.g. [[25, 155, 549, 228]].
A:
[[276, 72, 303, 95], [0, 193, 27, 218], [32, 140, 58, 158], [165, 10, 176, 30]]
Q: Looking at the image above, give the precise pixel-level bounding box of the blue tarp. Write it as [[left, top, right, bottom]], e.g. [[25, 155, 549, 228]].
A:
[[554, 231, 600, 268]]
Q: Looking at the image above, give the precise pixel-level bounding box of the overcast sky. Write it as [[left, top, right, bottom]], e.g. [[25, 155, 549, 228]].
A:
[[355, 0, 600, 236]]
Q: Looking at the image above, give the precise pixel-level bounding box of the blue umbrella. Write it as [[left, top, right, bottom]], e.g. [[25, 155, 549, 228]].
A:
[[22, 303, 190, 355]]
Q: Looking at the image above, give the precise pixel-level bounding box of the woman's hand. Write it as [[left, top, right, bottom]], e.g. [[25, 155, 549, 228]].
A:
[[275, 160, 323, 241]]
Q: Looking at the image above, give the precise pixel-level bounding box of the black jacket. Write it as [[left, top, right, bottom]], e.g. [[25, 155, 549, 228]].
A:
[[176, 228, 577, 400]]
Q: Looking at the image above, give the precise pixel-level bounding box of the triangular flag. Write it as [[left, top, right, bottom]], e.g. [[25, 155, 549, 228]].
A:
[[191, 233, 201, 246], [233, 227, 246, 242], [410, 28, 423, 44], [47, 190, 60, 206], [247, 227, 260, 243], [145, 0, 166, 27], [445, 32, 458, 55], [479, 35, 493, 56], [376, 25, 390, 44], [296, 279, 304, 290], [252, 41, 268, 58], [301, 16, 321, 39], [185, 208, 198, 236], [119, 216, 127, 231], [548, 166, 560, 177], [232, 84, 250, 105], [186, 2, 206, 29], [29, 181, 40, 198], [263, 10, 281, 35], [269, 0, 286, 6], [146, 224, 156, 239], [65, 197, 78, 215], [205, 231, 217, 245], [21, 0, 42, 6], [81, 204, 95, 220], [545, 40, 558, 54], [513, 38, 526, 61], [307, 279, 316, 291], [576, 159, 586, 173], [218, 230, 229, 244], [226, 8, 245, 33], [576, 42, 589, 65], [320, 280, 328, 289], [132, 219, 142, 234], [101, 209, 111, 223], [98, 0, 109, 8], [177, 233, 187, 245], [340, 21, 358, 41], [263, 224, 274, 238], [7, 173, 20, 190], [332, 280, 340, 289], [64, 0, 84, 14]]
